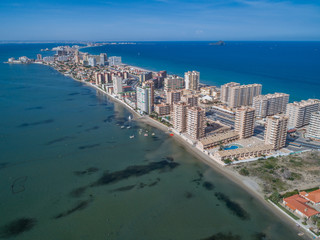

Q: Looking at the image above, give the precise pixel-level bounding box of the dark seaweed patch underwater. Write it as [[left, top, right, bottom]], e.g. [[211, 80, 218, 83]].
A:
[[91, 160, 179, 187], [0, 218, 36, 238], [201, 232, 241, 240], [214, 192, 250, 220], [54, 199, 93, 219]]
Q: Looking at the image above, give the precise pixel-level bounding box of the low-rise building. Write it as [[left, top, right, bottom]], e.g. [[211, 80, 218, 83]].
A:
[[213, 144, 273, 162], [300, 189, 320, 205], [197, 131, 239, 150], [283, 194, 320, 219]]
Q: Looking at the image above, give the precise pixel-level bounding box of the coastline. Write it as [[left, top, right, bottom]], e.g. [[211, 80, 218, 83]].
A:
[[42, 62, 313, 239]]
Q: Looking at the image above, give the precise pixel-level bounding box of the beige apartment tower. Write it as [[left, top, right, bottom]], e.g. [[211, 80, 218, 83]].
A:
[[265, 115, 288, 150], [228, 84, 262, 108], [181, 94, 199, 107], [253, 93, 289, 118], [186, 107, 206, 140], [172, 102, 187, 133], [164, 75, 185, 91], [286, 99, 320, 129], [306, 111, 320, 140], [220, 82, 240, 103], [166, 90, 182, 106], [184, 71, 200, 90], [235, 107, 255, 139]]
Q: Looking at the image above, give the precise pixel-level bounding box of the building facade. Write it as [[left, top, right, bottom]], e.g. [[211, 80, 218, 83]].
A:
[[164, 75, 185, 91], [306, 111, 320, 140], [172, 102, 187, 133], [112, 75, 123, 95], [286, 99, 320, 129], [186, 107, 206, 140], [265, 115, 288, 150], [184, 71, 200, 90], [253, 93, 289, 118], [137, 86, 153, 114], [235, 107, 255, 139]]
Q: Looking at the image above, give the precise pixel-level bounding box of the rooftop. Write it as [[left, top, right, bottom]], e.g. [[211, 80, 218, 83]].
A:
[[284, 194, 320, 218]]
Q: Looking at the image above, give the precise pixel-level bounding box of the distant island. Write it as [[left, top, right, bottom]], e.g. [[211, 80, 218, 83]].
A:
[[209, 40, 226, 46]]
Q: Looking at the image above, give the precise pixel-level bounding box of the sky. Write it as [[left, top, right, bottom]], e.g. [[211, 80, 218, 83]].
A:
[[0, 0, 320, 41]]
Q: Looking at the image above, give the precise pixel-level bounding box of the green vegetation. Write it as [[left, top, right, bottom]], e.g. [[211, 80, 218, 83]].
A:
[[281, 189, 299, 199], [239, 168, 249, 176], [223, 159, 232, 165], [303, 187, 320, 193], [232, 152, 320, 194]]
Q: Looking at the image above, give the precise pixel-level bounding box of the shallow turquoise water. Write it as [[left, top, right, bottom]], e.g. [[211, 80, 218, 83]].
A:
[[0, 43, 309, 240]]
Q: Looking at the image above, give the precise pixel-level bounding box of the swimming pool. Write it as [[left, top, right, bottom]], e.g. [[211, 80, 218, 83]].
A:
[[224, 144, 242, 150]]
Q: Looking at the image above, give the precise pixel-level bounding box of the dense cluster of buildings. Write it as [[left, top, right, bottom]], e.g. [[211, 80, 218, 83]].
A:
[[8, 45, 320, 165]]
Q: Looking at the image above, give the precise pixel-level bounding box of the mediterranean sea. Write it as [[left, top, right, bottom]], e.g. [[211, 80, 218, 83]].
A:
[[86, 41, 320, 102], [0, 43, 312, 240]]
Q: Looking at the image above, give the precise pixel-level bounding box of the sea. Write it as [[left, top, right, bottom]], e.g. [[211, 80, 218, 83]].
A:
[[0, 42, 318, 240]]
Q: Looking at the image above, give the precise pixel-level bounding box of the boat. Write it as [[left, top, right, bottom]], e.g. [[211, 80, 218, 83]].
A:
[[129, 135, 134, 139], [152, 133, 155, 136], [121, 126, 125, 129], [297, 232, 304, 236], [127, 126, 131, 129], [128, 116, 132, 121], [144, 134, 148, 137]]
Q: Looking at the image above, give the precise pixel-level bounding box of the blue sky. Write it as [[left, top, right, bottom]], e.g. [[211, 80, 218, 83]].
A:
[[0, 0, 319, 41]]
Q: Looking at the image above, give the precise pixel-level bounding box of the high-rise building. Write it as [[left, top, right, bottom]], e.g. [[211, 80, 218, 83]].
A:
[[186, 107, 206, 140], [37, 54, 42, 60], [95, 73, 105, 85], [235, 107, 255, 139], [181, 94, 198, 107], [99, 53, 107, 66], [142, 80, 155, 112], [172, 102, 187, 133], [286, 99, 320, 129], [265, 115, 288, 150], [253, 93, 289, 118], [306, 111, 320, 140], [104, 72, 112, 83], [164, 75, 185, 91], [184, 71, 200, 90], [139, 72, 153, 82], [137, 86, 153, 114], [220, 82, 240, 103], [88, 56, 96, 67], [166, 90, 182, 107], [112, 75, 123, 95], [108, 56, 122, 66], [221, 82, 262, 108], [229, 84, 262, 108]]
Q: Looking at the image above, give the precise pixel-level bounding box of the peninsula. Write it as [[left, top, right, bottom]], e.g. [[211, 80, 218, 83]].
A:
[[7, 43, 320, 239]]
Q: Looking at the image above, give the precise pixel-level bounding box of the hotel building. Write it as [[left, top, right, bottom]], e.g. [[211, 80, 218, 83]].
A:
[[181, 94, 199, 107], [265, 115, 288, 150], [253, 93, 289, 118], [137, 86, 153, 114], [172, 102, 187, 133], [306, 111, 320, 140], [221, 82, 262, 108], [184, 71, 200, 90], [286, 99, 320, 129], [112, 75, 123, 95], [186, 107, 206, 140], [164, 75, 185, 91], [235, 107, 255, 139]]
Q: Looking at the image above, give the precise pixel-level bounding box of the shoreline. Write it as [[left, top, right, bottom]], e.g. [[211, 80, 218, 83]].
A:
[[43, 62, 313, 239]]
